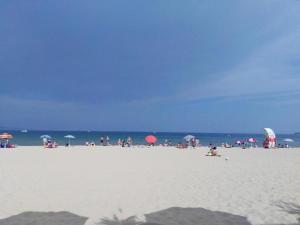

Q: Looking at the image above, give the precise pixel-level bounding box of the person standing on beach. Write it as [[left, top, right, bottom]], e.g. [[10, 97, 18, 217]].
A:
[[106, 136, 110, 145], [164, 139, 168, 146], [43, 137, 47, 147], [127, 136, 132, 147], [100, 137, 104, 146], [117, 138, 122, 146], [195, 138, 200, 147]]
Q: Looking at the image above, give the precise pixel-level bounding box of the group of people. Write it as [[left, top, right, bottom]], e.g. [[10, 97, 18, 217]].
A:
[[277, 143, 290, 148], [100, 136, 110, 146], [85, 136, 133, 147], [86, 137, 211, 148], [85, 141, 96, 146], [189, 138, 201, 147], [0, 141, 15, 148], [176, 138, 201, 149], [42, 138, 58, 148], [117, 137, 133, 147], [40, 136, 292, 151]]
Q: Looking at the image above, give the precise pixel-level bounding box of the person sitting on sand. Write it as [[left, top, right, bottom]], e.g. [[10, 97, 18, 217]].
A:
[[6, 142, 15, 148], [207, 146, 219, 156], [46, 140, 53, 148], [176, 142, 187, 149], [225, 143, 231, 148]]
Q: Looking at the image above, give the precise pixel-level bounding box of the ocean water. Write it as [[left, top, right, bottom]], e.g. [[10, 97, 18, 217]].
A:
[[1, 130, 300, 147]]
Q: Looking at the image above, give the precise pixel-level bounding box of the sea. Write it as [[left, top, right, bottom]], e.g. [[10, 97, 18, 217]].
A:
[[1, 130, 300, 147]]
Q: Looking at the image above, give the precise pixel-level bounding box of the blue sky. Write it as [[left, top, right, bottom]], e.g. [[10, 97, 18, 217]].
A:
[[1, 0, 300, 133]]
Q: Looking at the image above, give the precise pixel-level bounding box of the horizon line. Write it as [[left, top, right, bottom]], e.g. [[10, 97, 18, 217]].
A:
[[0, 128, 297, 135]]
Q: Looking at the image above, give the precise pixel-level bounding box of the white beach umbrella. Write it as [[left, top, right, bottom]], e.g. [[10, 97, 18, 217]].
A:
[[64, 135, 75, 146], [40, 135, 51, 139], [263, 128, 276, 148], [264, 128, 276, 139], [183, 135, 195, 142], [283, 138, 294, 142]]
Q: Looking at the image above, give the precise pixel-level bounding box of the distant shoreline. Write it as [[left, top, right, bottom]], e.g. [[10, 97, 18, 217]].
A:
[[6, 145, 299, 150]]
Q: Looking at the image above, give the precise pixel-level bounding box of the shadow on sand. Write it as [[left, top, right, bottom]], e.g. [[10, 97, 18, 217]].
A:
[[0, 211, 88, 225], [100, 204, 300, 225], [99, 207, 251, 225], [265, 201, 300, 225], [1, 203, 299, 225]]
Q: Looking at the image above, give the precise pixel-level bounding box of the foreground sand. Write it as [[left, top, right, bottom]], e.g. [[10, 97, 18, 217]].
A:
[[0, 146, 299, 224]]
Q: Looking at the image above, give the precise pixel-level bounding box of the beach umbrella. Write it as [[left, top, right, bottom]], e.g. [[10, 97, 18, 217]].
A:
[[263, 128, 276, 148], [40, 135, 51, 139], [0, 133, 13, 145], [0, 133, 13, 146], [183, 135, 195, 142], [145, 135, 157, 144], [64, 135, 75, 146], [236, 140, 242, 144], [248, 138, 257, 143], [0, 133, 13, 139], [283, 138, 294, 142], [248, 138, 257, 148]]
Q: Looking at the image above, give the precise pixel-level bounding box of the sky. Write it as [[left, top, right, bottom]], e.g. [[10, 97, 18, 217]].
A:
[[0, 0, 300, 133]]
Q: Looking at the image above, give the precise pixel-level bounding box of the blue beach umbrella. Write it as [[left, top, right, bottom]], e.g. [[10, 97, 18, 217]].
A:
[[64, 135, 75, 146], [283, 138, 294, 142]]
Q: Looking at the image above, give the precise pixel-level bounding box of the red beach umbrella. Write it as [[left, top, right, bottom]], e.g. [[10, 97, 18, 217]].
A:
[[145, 135, 157, 144]]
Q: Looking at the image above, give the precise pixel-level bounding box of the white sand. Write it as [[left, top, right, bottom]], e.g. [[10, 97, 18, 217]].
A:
[[0, 146, 299, 224]]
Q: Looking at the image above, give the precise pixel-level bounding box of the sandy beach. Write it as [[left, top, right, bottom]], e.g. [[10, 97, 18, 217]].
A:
[[0, 146, 299, 225]]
